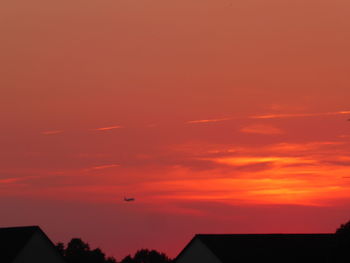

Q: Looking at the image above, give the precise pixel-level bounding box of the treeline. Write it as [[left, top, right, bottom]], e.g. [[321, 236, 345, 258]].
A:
[[56, 238, 173, 263]]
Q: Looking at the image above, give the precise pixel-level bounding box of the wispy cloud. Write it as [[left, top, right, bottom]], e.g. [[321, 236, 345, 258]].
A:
[[41, 130, 64, 135], [0, 178, 22, 184], [95, 126, 123, 131], [207, 156, 314, 167], [4, 141, 350, 207], [186, 110, 350, 125], [87, 164, 120, 171], [145, 139, 350, 206], [338, 134, 350, 139], [187, 118, 231, 124], [251, 110, 350, 120], [0, 175, 44, 184], [141, 154, 350, 206], [240, 124, 283, 135]]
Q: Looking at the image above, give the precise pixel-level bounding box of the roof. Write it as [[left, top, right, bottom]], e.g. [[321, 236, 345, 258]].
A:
[[0, 226, 57, 263], [176, 234, 338, 263]]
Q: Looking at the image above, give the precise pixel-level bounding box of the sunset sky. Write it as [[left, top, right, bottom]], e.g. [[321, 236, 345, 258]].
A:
[[2, 0, 350, 260]]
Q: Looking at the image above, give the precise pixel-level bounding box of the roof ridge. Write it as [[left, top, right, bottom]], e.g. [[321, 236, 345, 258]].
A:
[[196, 233, 334, 236], [194, 234, 337, 263], [0, 225, 40, 230], [0, 225, 42, 263]]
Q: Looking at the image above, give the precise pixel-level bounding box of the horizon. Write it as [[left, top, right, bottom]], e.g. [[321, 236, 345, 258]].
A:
[[2, 0, 350, 259]]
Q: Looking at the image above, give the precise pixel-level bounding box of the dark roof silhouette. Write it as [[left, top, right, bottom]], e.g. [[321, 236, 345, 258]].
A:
[[176, 234, 338, 263], [0, 225, 62, 263]]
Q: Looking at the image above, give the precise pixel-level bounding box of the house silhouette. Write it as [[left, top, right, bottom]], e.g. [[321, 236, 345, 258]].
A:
[[175, 234, 339, 263], [0, 226, 66, 263]]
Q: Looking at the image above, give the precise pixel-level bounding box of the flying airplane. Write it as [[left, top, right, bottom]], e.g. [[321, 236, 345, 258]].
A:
[[124, 197, 135, 202]]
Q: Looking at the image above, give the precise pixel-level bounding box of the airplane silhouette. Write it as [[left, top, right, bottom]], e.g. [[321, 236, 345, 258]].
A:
[[124, 197, 135, 202]]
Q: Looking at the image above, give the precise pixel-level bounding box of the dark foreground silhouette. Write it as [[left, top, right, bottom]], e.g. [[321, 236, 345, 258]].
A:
[[335, 220, 350, 263], [119, 249, 172, 263], [56, 220, 350, 263], [56, 238, 172, 263]]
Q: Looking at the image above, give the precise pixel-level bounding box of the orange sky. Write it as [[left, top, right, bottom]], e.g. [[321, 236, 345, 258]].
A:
[[1, 0, 350, 260]]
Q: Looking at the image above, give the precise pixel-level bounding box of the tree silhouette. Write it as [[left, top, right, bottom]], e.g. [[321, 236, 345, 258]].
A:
[[90, 248, 107, 263], [120, 255, 134, 263], [56, 238, 172, 263], [106, 257, 117, 263], [336, 220, 350, 236], [335, 220, 350, 263], [120, 249, 172, 263], [56, 242, 65, 256], [65, 238, 91, 263], [57, 238, 117, 263]]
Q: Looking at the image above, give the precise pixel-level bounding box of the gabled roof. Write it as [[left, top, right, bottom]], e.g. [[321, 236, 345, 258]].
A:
[[0, 226, 63, 263], [176, 234, 337, 263], [0, 226, 40, 263]]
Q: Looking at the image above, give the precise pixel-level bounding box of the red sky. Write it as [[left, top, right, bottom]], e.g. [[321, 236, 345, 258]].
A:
[[2, 0, 350, 260]]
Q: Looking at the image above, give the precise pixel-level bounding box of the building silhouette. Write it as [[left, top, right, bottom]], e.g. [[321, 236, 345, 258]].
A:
[[0, 226, 66, 263], [175, 234, 338, 263]]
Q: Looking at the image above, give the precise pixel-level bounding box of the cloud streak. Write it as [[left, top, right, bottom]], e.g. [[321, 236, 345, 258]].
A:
[[95, 126, 123, 131], [208, 156, 315, 167], [88, 164, 121, 171], [240, 124, 283, 135], [185, 110, 350, 126], [143, 139, 350, 206], [251, 110, 350, 120], [187, 118, 232, 124]]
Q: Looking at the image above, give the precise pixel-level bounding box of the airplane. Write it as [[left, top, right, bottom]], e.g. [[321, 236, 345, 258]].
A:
[[124, 197, 135, 202]]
